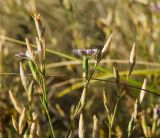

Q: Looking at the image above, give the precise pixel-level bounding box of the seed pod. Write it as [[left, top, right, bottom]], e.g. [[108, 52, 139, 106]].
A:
[[12, 115, 18, 132], [93, 115, 99, 138], [19, 107, 26, 134], [101, 34, 112, 58], [79, 113, 85, 138], [9, 90, 23, 114], [139, 78, 147, 104], [128, 43, 136, 78], [20, 62, 28, 91]]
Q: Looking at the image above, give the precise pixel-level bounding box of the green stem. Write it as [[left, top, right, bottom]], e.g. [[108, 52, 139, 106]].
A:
[[109, 97, 120, 138], [42, 77, 56, 138], [83, 56, 88, 81]]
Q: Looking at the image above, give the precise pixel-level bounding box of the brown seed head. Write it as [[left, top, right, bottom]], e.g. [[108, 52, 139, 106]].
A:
[[18, 107, 26, 134], [9, 90, 23, 114]]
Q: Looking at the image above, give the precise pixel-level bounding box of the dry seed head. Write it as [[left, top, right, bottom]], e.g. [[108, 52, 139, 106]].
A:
[[101, 34, 112, 58], [79, 113, 85, 138], [20, 62, 28, 91], [11, 115, 18, 132], [9, 90, 23, 114], [103, 91, 109, 114], [31, 112, 40, 136], [80, 87, 87, 106], [18, 107, 26, 134], [93, 115, 99, 138], [129, 43, 136, 64], [33, 13, 45, 40], [139, 78, 147, 104], [28, 81, 34, 102], [128, 43, 136, 79]]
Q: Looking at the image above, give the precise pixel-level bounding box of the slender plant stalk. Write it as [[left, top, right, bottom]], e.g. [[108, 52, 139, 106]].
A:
[[40, 76, 56, 138], [108, 97, 120, 138]]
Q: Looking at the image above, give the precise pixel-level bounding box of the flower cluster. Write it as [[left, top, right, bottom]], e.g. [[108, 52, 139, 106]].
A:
[[73, 49, 98, 56]]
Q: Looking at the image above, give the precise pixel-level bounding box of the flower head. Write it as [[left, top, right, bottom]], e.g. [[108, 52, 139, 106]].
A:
[[15, 51, 31, 59], [73, 49, 98, 56], [15, 50, 41, 60]]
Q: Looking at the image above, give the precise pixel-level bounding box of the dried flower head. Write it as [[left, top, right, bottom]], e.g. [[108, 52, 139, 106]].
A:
[[73, 49, 98, 57]]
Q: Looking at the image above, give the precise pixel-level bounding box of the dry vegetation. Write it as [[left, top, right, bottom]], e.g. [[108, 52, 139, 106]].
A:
[[1, 0, 160, 138]]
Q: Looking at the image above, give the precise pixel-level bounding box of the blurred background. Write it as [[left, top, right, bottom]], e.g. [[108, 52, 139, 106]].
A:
[[1, 0, 160, 137]]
